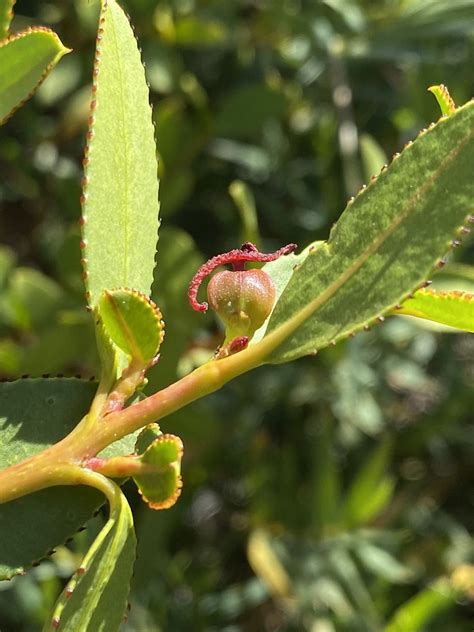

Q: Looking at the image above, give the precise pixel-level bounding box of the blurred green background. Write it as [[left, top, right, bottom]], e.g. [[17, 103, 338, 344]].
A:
[[1, 0, 474, 630]]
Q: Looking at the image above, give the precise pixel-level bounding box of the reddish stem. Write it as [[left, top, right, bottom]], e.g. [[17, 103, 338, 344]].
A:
[[188, 242, 297, 312]]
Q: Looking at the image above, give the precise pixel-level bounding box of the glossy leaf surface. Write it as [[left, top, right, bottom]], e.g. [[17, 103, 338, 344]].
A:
[[81, 0, 160, 306]]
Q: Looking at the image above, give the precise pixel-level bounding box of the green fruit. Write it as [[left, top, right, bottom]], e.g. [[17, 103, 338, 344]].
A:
[[207, 269, 276, 339]]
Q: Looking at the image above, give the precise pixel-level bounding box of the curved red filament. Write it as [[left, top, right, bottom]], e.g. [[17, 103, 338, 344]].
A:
[[188, 242, 297, 312]]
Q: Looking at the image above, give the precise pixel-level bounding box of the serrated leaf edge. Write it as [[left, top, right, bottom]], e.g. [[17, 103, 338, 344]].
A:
[[99, 287, 165, 362], [79, 0, 160, 306], [265, 101, 474, 358], [0, 26, 71, 126], [135, 434, 183, 510], [0, 0, 16, 38]]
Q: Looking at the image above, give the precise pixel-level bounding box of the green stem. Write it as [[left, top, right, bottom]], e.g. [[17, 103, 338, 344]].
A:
[[71, 468, 122, 516], [0, 307, 296, 505]]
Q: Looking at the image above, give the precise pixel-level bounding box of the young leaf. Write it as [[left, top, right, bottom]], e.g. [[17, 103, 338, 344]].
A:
[[428, 84, 456, 116], [134, 424, 183, 509], [45, 486, 136, 632], [0, 378, 138, 579], [0, 0, 15, 38], [81, 0, 160, 306], [97, 289, 164, 364], [0, 28, 70, 124], [261, 101, 474, 363], [394, 289, 474, 332]]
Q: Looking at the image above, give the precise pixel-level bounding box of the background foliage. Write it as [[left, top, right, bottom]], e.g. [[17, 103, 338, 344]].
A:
[[1, 0, 473, 630]]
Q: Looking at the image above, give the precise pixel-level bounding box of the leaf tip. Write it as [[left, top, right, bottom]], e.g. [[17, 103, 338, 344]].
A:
[[428, 84, 456, 117]]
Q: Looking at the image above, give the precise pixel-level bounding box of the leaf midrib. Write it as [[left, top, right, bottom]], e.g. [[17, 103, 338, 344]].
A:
[[258, 116, 473, 360], [108, 5, 130, 286]]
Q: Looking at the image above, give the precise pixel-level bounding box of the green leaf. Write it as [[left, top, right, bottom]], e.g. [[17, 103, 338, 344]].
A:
[[216, 84, 287, 140], [343, 439, 394, 528], [45, 486, 136, 632], [384, 579, 457, 632], [229, 180, 260, 246], [156, 13, 229, 47], [0, 487, 102, 582], [97, 289, 164, 364], [81, 0, 160, 306], [252, 242, 324, 345], [0, 378, 96, 470], [147, 227, 205, 390], [428, 84, 456, 116], [0, 0, 15, 38], [359, 133, 388, 182], [6, 266, 64, 332], [394, 289, 474, 332], [133, 424, 183, 510], [262, 101, 474, 363], [354, 542, 413, 583], [0, 378, 138, 579], [0, 28, 70, 125]]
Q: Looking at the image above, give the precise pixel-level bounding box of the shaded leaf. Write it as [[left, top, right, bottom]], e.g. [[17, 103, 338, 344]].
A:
[[0, 378, 138, 579], [81, 0, 160, 306], [216, 84, 287, 139], [229, 180, 260, 246], [5, 267, 64, 332], [354, 542, 413, 583], [343, 439, 394, 528], [0, 28, 70, 124]]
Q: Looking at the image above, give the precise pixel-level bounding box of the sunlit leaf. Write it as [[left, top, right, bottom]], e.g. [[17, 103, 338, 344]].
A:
[[258, 101, 474, 363], [0, 28, 70, 124], [81, 0, 160, 306], [0, 0, 15, 38], [394, 288, 474, 332], [133, 424, 183, 510], [98, 289, 164, 364], [45, 485, 136, 632]]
